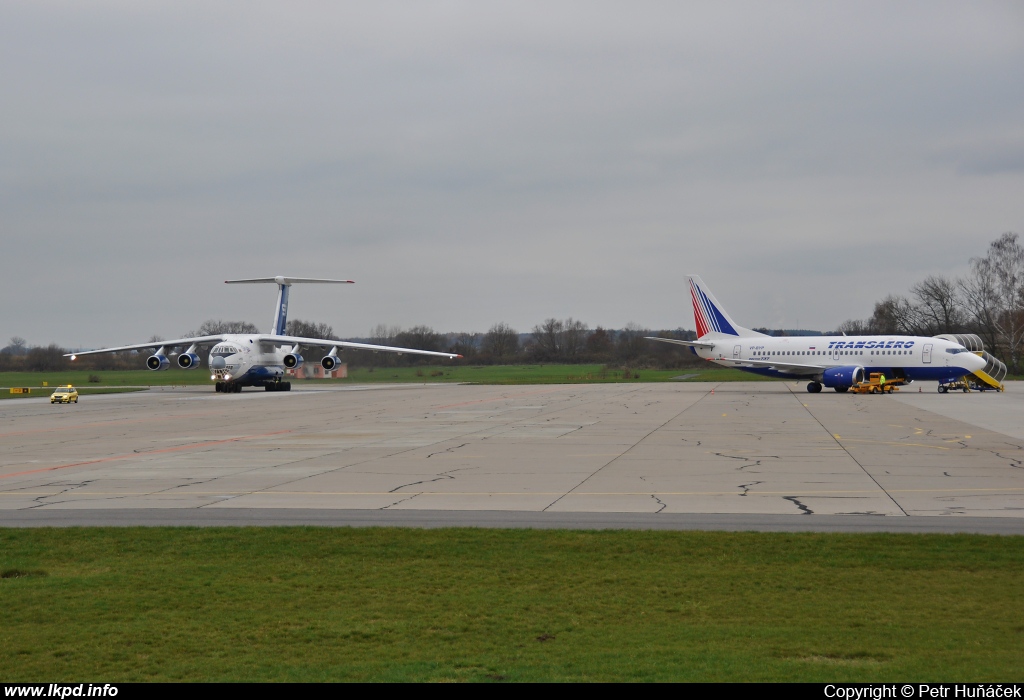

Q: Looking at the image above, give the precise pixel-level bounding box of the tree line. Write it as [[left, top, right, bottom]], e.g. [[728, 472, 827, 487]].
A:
[[0, 320, 703, 372], [836, 232, 1024, 372], [5, 232, 1020, 373]]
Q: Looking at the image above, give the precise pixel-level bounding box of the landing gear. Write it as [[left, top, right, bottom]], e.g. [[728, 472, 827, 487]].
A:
[[834, 386, 849, 393], [264, 381, 292, 392], [217, 382, 241, 393], [215, 382, 224, 393], [806, 381, 822, 393]]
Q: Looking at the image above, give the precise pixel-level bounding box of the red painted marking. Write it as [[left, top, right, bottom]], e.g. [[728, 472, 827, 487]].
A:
[[0, 430, 292, 480], [691, 281, 708, 338], [434, 386, 572, 410]]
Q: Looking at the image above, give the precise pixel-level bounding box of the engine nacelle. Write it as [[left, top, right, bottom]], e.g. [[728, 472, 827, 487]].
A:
[[321, 355, 341, 371], [146, 354, 171, 371], [822, 365, 864, 388], [283, 353, 304, 369], [177, 352, 201, 369]]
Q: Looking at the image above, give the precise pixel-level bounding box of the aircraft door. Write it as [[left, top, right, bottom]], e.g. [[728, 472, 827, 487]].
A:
[[832, 346, 840, 361], [733, 344, 741, 359], [922, 344, 933, 364]]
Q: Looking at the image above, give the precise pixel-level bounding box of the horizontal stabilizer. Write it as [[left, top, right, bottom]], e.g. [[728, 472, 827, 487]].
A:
[[225, 277, 354, 285], [644, 337, 716, 349]]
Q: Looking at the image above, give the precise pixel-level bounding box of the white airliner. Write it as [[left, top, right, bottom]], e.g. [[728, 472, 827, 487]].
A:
[[66, 276, 461, 393], [647, 276, 987, 393]]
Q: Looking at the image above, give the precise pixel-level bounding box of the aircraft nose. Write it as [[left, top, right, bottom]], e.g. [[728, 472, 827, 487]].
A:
[[211, 356, 226, 370], [966, 353, 987, 372]]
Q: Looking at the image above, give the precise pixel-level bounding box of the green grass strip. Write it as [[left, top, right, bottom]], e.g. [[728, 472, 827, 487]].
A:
[[1, 528, 1021, 681]]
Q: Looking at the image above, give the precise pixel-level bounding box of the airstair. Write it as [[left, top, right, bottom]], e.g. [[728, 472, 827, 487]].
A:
[[934, 333, 1007, 392]]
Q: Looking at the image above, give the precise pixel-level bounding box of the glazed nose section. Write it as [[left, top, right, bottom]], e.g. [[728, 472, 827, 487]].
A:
[[210, 356, 227, 370]]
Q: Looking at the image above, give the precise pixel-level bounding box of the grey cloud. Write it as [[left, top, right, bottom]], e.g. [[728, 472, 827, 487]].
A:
[[2, 1, 1023, 346]]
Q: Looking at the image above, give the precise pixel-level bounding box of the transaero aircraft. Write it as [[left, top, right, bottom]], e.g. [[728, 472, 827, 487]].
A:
[[66, 276, 462, 393], [647, 276, 987, 393]]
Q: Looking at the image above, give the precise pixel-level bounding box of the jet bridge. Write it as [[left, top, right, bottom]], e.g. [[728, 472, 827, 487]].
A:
[[934, 334, 1006, 391]]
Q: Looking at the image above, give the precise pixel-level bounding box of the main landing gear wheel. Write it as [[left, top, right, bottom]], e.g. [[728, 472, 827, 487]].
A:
[[806, 382, 822, 393], [215, 382, 224, 393], [834, 386, 849, 393]]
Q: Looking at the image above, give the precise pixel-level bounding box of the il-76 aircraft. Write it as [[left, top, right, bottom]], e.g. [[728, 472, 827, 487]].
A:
[[647, 276, 987, 393], [66, 276, 461, 393]]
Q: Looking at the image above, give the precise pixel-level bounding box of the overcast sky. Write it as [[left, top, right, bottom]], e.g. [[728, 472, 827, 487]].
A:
[[3, 1, 1023, 348]]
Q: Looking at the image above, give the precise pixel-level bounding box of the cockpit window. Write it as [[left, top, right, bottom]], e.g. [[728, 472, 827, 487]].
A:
[[945, 347, 967, 354]]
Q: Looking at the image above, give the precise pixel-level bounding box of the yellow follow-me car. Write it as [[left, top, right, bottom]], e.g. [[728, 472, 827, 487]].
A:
[[50, 385, 79, 404]]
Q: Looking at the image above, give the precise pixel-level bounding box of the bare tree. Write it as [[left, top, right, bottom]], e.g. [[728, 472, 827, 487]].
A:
[[26, 344, 68, 371], [869, 295, 922, 335], [5, 336, 27, 355], [561, 318, 590, 361], [835, 318, 871, 335], [531, 318, 564, 361], [616, 322, 650, 364], [189, 320, 259, 336], [962, 232, 1024, 372], [911, 275, 963, 335], [286, 319, 336, 340], [394, 326, 443, 354], [585, 326, 614, 361], [449, 332, 480, 360], [482, 323, 518, 361], [369, 324, 402, 346]]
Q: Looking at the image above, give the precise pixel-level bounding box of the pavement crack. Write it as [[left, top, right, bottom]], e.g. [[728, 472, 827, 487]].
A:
[[388, 466, 477, 493], [426, 443, 469, 458], [381, 492, 420, 509], [782, 495, 814, 515], [651, 494, 667, 513], [737, 480, 763, 496]]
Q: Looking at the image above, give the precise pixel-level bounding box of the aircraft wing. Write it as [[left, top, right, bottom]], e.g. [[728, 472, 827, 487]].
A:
[[710, 357, 825, 376], [645, 336, 717, 349], [260, 335, 463, 360], [63, 335, 228, 358]]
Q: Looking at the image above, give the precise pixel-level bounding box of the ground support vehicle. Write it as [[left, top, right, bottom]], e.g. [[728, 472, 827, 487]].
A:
[[50, 385, 79, 404], [851, 373, 903, 395]]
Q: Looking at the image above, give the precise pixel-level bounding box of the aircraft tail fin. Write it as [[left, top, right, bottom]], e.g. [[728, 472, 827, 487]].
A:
[[689, 275, 765, 339], [225, 276, 355, 336]]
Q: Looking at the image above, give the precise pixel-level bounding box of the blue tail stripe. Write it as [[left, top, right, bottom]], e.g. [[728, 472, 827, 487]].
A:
[[696, 285, 737, 336], [695, 284, 719, 333]]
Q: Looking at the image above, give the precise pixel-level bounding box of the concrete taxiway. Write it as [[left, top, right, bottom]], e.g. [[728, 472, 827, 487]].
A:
[[1, 381, 1022, 531]]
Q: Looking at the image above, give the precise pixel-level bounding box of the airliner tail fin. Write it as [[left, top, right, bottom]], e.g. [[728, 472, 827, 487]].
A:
[[689, 275, 765, 339]]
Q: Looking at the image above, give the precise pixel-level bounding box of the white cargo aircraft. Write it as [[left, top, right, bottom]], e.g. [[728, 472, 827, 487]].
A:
[[647, 276, 987, 393], [66, 276, 461, 393]]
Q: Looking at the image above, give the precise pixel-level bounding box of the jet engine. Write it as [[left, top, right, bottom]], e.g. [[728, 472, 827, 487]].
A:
[[177, 352, 201, 369], [321, 354, 341, 371], [283, 353, 304, 369], [146, 354, 171, 371], [822, 365, 864, 389]]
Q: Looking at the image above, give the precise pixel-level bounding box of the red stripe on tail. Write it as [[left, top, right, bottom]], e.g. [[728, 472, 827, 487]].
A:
[[691, 283, 708, 338]]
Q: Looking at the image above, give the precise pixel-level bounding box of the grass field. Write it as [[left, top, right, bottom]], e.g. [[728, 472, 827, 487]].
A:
[[1, 528, 1021, 682], [0, 365, 763, 389], [0, 387, 147, 401], [342, 364, 765, 384]]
